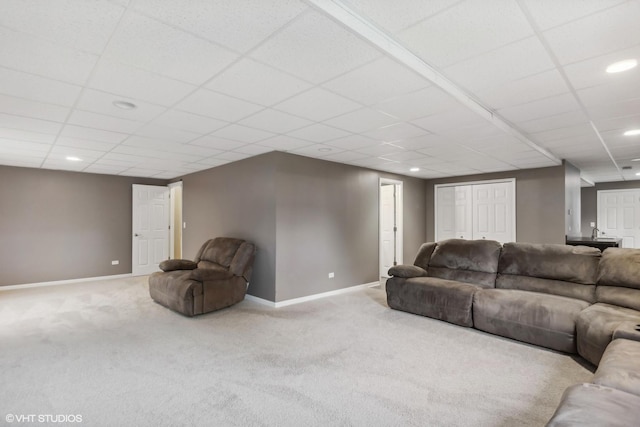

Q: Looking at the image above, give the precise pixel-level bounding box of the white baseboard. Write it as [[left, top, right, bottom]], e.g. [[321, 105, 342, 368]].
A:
[[244, 281, 380, 308], [0, 273, 134, 291]]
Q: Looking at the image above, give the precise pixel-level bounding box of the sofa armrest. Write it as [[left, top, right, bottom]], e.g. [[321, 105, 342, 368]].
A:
[[189, 268, 234, 282], [388, 265, 427, 278], [159, 259, 198, 272], [613, 321, 640, 343]]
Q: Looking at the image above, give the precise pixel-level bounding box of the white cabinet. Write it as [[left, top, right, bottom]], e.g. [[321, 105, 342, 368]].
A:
[[436, 180, 515, 243]]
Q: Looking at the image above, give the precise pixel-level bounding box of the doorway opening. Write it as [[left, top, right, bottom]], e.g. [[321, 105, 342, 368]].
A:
[[380, 178, 403, 282]]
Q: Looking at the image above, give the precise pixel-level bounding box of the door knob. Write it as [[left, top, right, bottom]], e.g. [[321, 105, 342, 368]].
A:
[[134, 233, 140, 237]]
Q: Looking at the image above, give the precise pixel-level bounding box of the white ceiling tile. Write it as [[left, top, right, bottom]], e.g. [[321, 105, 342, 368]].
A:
[[212, 124, 274, 143], [0, 156, 44, 168], [67, 110, 143, 134], [113, 144, 200, 162], [543, 2, 640, 65], [324, 135, 380, 151], [412, 106, 488, 134], [378, 150, 430, 163], [562, 45, 640, 90], [76, 89, 166, 122], [0, 67, 82, 107], [195, 157, 232, 167], [41, 158, 87, 171], [0, 0, 125, 54], [593, 115, 640, 133], [257, 136, 312, 151], [518, 110, 590, 134], [325, 108, 399, 134], [60, 125, 128, 144], [345, 0, 461, 33], [497, 93, 579, 124], [397, 0, 534, 67], [347, 156, 398, 168], [176, 89, 263, 122], [206, 58, 312, 106], [388, 134, 448, 151], [532, 123, 596, 143], [189, 136, 248, 151], [0, 138, 51, 154], [321, 150, 369, 163], [103, 12, 238, 85], [376, 86, 460, 121], [287, 124, 350, 143], [354, 143, 405, 157], [0, 113, 62, 135], [586, 98, 640, 122], [238, 109, 312, 134], [88, 60, 197, 107], [213, 151, 253, 161], [0, 128, 56, 144], [522, 0, 627, 31], [322, 57, 430, 105], [289, 144, 346, 158], [56, 136, 117, 152], [250, 10, 381, 83], [150, 110, 228, 134], [132, 0, 308, 53], [273, 88, 361, 122], [0, 26, 98, 86], [83, 164, 130, 175], [576, 79, 640, 112], [363, 123, 430, 142], [475, 69, 569, 110], [0, 94, 70, 123], [443, 37, 556, 94], [49, 145, 104, 161], [134, 123, 200, 143]]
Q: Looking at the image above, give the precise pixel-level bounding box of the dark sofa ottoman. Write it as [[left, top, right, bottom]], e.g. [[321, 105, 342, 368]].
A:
[[547, 383, 640, 427]]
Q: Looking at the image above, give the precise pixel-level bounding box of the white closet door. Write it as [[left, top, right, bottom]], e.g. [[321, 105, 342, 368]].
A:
[[598, 190, 640, 248], [472, 182, 514, 243], [436, 185, 472, 240]]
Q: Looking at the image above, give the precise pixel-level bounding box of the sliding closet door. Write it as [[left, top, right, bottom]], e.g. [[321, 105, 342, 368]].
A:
[[436, 185, 472, 240], [472, 182, 514, 242]]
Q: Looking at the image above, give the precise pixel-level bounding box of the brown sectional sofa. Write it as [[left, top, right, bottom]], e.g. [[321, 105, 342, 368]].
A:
[[386, 239, 640, 426]]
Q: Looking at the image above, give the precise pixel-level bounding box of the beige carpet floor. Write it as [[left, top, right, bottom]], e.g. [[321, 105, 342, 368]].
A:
[[0, 276, 593, 426]]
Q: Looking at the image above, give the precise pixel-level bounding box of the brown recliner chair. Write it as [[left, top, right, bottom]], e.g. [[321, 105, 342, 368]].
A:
[[148, 237, 256, 316]]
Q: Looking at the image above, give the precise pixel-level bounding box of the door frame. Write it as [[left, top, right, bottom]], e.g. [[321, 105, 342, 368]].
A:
[[168, 181, 183, 260], [379, 178, 403, 279], [434, 178, 516, 242]]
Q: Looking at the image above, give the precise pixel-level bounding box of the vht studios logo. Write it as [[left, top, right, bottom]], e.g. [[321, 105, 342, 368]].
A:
[[5, 414, 83, 423]]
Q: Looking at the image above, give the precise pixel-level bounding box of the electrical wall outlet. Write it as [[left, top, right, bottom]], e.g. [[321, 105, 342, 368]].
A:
[[590, 222, 596, 227], [111, 260, 119, 265], [328, 272, 335, 279]]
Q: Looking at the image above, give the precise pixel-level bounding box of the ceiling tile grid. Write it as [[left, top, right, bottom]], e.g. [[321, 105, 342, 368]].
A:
[[0, 0, 638, 182]]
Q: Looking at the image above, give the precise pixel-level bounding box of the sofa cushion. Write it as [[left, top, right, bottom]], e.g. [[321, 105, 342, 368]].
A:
[[593, 339, 640, 397], [473, 289, 590, 353], [427, 239, 502, 288], [576, 303, 640, 366], [386, 276, 481, 327], [596, 248, 640, 311], [546, 383, 640, 427], [496, 243, 599, 303]]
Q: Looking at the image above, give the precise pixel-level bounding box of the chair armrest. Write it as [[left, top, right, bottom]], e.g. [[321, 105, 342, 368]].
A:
[[613, 321, 640, 343], [388, 265, 427, 278], [189, 268, 234, 282], [159, 259, 198, 272]]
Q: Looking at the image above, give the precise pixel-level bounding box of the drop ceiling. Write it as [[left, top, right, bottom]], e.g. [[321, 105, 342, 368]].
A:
[[0, 0, 639, 183]]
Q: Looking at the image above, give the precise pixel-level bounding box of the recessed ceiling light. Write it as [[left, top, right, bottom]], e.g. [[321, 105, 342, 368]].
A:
[[632, 158, 640, 162], [318, 147, 332, 152], [635, 172, 640, 176], [606, 59, 637, 73], [624, 129, 640, 136], [409, 167, 420, 172], [112, 100, 137, 110], [66, 156, 82, 162]]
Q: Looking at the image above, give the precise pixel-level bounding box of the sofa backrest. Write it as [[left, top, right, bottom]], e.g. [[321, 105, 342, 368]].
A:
[[413, 242, 437, 271], [195, 237, 245, 269], [596, 248, 640, 311], [427, 239, 502, 288], [496, 242, 600, 302]]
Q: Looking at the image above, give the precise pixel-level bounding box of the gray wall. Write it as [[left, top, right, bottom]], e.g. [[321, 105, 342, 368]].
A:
[[273, 153, 426, 301], [581, 180, 640, 237], [181, 151, 426, 303], [564, 161, 581, 237], [181, 153, 278, 301], [0, 165, 166, 286], [425, 165, 566, 244]]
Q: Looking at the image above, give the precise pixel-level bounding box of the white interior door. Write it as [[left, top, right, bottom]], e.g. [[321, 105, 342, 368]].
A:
[[436, 185, 473, 240], [132, 184, 169, 276], [380, 180, 403, 279], [598, 190, 640, 248]]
